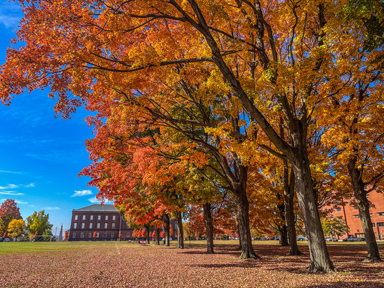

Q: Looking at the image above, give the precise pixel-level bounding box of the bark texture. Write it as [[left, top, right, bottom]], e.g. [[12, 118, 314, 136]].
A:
[[155, 227, 160, 245], [177, 211, 184, 249], [163, 213, 170, 247], [203, 203, 214, 254], [284, 163, 302, 255], [235, 182, 260, 259], [293, 160, 335, 272], [348, 159, 381, 262], [145, 225, 150, 244]]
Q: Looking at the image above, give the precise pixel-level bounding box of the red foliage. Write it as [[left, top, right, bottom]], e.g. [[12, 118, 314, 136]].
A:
[[3, 231, 7, 238], [0, 199, 21, 235], [152, 230, 156, 238], [141, 228, 147, 238], [64, 231, 68, 239], [160, 231, 165, 238], [93, 232, 97, 238]]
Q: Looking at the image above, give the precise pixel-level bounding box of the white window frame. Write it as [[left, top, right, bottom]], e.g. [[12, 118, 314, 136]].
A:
[[113, 215, 116, 220], [104, 223, 108, 229], [98, 215, 101, 220], [89, 223, 93, 229], [74, 223, 77, 229], [74, 215, 78, 220], [105, 215, 108, 220], [81, 223, 85, 229], [97, 223, 100, 229], [90, 215, 94, 220], [112, 223, 115, 229]]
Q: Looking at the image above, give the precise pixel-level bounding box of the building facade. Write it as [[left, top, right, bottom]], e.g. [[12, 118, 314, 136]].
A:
[[329, 190, 384, 240], [69, 204, 134, 241]]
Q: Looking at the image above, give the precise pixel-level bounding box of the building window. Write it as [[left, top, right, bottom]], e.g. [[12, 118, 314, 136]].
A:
[[104, 223, 108, 229], [373, 223, 376, 227], [112, 223, 115, 229], [111, 232, 114, 239], [74, 223, 77, 229], [81, 233, 84, 238], [105, 215, 108, 220], [127, 232, 130, 238], [81, 223, 85, 229], [89, 223, 93, 229], [379, 212, 384, 216], [82, 215, 86, 220], [355, 215, 360, 218], [337, 208, 341, 211], [98, 215, 101, 220], [370, 213, 372, 217], [88, 232, 92, 238], [378, 223, 384, 227], [90, 215, 93, 220], [75, 215, 78, 220], [97, 223, 100, 229], [73, 232, 76, 238], [96, 232, 99, 238], [113, 215, 116, 220], [103, 232, 107, 238]]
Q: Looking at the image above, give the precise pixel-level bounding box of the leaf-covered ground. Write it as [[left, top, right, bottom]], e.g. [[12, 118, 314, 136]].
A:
[[1, 241, 384, 287]]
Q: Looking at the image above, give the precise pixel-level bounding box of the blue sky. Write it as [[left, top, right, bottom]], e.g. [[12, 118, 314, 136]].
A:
[[0, 1, 111, 235]]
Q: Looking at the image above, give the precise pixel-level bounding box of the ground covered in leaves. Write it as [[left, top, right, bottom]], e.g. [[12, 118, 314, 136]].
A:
[[1, 240, 384, 287]]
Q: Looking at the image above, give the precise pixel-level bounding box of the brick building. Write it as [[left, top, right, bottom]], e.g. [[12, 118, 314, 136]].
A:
[[329, 190, 384, 240], [69, 204, 134, 241]]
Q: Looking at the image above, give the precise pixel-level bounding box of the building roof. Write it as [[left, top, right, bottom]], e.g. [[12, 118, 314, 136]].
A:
[[72, 204, 119, 212]]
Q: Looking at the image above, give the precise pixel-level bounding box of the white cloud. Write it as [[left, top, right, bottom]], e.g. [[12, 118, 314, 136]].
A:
[[24, 183, 35, 188], [0, 191, 24, 196], [1, 199, 28, 205], [88, 196, 113, 204], [0, 184, 19, 190], [0, 170, 22, 174], [71, 190, 93, 197], [45, 207, 60, 210], [0, 15, 20, 28]]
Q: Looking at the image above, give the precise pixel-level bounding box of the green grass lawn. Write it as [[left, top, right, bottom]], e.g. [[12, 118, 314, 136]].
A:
[[2, 239, 383, 255]]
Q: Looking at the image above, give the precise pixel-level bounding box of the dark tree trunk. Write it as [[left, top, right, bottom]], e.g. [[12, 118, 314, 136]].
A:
[[203, 203, 214, 254], [177, 211, 184, 249], [348, 159, 381, 262], [293, 159, 335, 272], [237, 222, 242, 250], [155, 227, 160, 245], [145, 225, 150, 244], [279, 226, 289, 246], [284, 163, 302, 255], [235, 182, 260, 259], [163, 213, 170, 246]]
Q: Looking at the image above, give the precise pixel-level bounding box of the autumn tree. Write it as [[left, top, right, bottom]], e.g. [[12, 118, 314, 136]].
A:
[[3, 0, 384, 271], [0, 199, 22, 236], [26, 211, 52, 236], [7, 219, 25, 239]]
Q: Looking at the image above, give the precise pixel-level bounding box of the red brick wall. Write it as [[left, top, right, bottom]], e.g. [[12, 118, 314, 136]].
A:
[[329, 191, 384, 240]]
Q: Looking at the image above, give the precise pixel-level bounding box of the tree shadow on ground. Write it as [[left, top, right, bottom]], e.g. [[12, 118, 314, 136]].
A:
[[305, 282, 384, 288]]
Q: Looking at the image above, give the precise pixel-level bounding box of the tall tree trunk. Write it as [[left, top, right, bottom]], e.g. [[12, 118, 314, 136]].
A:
[[235, 184, 260, 259], [145, 225, 150, 244], [279, 226, 289, 246], [237, 221, 242, 250], [177, 211, 184, 249], [293, 159, 335, 272], [163, 213, 170, 247], [203, 203, 214, 254], [348, 159, 381, 262], [155, 227, 160, 245], [284, 163, 302, 255]]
